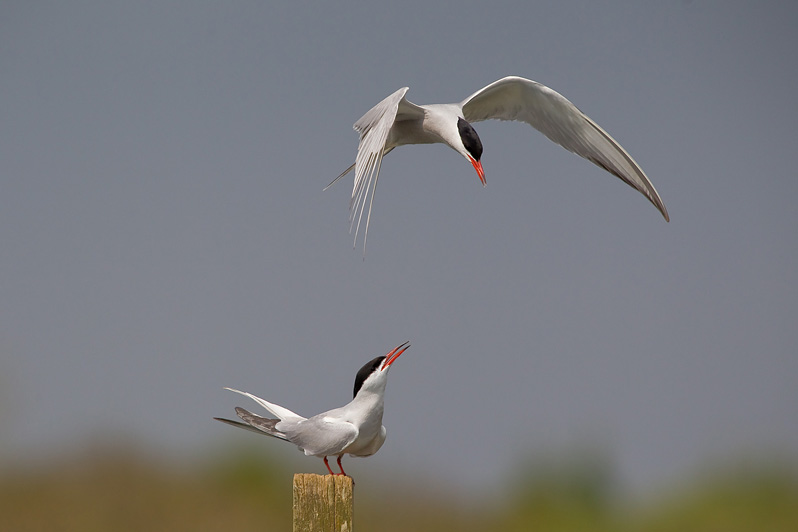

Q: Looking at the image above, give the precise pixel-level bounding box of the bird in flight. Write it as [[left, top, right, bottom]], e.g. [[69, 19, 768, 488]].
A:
[[326, 76, 669, 251], [214, 342, 409, 477]]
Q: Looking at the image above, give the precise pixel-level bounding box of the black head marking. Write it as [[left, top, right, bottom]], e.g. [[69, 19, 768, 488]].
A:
[[353, 355, 385, 398], [457, 117, 483, 161]]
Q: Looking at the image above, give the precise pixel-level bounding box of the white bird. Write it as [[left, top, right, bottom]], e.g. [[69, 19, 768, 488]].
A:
[[214, 341, 409, 476], [327, 76, 669, 250]]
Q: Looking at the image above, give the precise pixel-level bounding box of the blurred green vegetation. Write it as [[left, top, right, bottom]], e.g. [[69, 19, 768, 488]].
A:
[[1, 443, 796, 531]]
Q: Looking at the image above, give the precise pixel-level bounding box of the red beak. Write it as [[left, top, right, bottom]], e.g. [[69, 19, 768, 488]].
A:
[[469, 156, 486, 186], [382, 341, 410, 370]]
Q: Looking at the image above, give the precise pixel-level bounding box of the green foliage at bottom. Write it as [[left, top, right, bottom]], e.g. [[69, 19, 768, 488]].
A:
[[1, 444, 796, 532]]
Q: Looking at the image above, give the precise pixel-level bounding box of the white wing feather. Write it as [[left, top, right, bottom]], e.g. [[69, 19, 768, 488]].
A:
[[462, 76, 669, 221], [223, 387, 305, 422], [348, 88, 426, 250], [220, 389, 359, 457], [283, 416, 360, 457]]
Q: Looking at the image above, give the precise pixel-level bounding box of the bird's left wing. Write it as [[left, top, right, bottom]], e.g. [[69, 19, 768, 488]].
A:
[[223, 387, 305, 422], [347, 88, 426, 250], [462, 76, 668, 221]]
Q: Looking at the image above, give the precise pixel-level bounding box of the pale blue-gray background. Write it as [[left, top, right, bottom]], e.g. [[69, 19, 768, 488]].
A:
[[1, 1, 796, 497]]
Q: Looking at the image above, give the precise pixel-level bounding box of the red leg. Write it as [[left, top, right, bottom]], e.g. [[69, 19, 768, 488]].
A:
[[323, 456, 335, 475], [336, 455, 347, 476]]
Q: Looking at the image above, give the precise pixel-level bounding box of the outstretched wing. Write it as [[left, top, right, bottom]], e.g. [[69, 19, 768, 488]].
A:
[[223, 387, 305, 422], [345, 88, 426, 251], [462, 76, 668, 221]]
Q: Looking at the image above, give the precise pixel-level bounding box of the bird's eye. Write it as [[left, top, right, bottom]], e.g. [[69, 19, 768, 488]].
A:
[[353, 356, 386, 397], [457, 117, 483, 161]]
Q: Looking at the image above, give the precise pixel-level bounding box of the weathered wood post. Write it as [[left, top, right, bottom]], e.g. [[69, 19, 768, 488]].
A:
[[292, 473, 354, 532]]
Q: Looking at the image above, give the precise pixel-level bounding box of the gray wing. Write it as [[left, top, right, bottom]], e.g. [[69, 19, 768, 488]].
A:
[[462, 76, 669, 221], [347, 88, 426, 251], [213, 407, 291, 442], [280, 415, 359, 457], [223, 387, 305, 422]]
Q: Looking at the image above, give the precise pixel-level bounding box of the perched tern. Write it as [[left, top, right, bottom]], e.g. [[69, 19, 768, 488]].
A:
[[214, 341, 409, 476], [327, 76, 669, 250]]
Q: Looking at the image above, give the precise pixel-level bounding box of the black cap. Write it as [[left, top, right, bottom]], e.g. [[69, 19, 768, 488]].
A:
[[353, 355, 385, 398]]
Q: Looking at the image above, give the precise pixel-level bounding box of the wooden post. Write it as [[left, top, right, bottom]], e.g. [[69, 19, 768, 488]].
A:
[[292, 473, 354, 532]]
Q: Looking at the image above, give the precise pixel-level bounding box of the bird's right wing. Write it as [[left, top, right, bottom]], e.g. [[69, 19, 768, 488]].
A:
[[346, 88, 426, 250], [214, 408, 291, 442], [223, 387, 305, 422], [285, 416, 359, 457], [214, 416, 270, 435], [462, 76, 669, 221]]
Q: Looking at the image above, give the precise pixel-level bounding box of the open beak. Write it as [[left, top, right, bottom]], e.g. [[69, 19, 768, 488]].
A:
[[382, 341, 410, 370], [469, 156, 486, 186]]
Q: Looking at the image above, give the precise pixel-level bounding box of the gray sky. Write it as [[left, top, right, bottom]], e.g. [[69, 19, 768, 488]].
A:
[[2, 1, 796, 498]]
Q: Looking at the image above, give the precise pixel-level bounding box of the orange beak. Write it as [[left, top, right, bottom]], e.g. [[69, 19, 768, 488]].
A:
[[469, 156, 486, 186], [382, 341, 410, 370]]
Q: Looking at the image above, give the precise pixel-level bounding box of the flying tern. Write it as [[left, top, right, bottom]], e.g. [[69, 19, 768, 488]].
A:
[[327, 76, 669, 250], [214, 341, 409, 476]]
